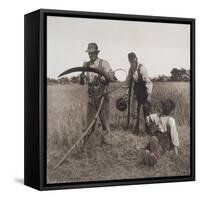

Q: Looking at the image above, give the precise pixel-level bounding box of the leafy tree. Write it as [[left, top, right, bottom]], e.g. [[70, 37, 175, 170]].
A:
[[170, 67, 190, 81]]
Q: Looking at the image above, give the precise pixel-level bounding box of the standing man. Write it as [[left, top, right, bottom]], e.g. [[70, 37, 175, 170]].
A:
[[80, 43, 113, 145], [125, 52, 153, 133]]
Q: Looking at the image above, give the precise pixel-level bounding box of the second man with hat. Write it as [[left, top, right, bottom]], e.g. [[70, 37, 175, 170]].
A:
[[125, 52, 153, 133]]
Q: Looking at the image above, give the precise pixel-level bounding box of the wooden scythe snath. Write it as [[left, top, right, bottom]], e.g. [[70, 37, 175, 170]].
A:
[[127, 76, 133, 130], [53, 67, 129, 169], [53, 66, 110, 170], [54, 96, 105, 170]]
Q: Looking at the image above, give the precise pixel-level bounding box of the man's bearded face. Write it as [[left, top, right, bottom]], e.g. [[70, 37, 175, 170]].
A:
[[88, 52, 98, 63]]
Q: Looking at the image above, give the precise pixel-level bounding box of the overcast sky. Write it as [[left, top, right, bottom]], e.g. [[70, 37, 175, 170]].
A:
[[47, 16, 190, 81]]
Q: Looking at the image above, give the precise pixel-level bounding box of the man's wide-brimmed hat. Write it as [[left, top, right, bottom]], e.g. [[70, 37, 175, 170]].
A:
[[86, 43, 100, 53]]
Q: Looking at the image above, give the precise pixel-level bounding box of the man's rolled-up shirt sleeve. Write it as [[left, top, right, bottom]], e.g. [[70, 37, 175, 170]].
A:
[[102, 60, 114, 81], [140, 65, 153, 95]]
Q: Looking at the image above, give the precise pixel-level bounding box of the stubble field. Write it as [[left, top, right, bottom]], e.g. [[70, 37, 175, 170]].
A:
[[47, 82, 190, 184]]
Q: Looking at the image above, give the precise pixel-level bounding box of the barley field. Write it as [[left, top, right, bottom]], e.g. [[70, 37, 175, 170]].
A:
[[47, 82, 190, 184]]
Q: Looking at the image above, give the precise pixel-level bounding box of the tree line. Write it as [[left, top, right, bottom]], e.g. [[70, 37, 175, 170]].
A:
[[47, 67, 190, 85], [151, 68, 190, 82], [47, 76, 78, 85]]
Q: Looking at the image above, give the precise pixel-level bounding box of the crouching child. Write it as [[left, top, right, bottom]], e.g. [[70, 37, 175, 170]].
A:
[[142, 99, 179, 166]]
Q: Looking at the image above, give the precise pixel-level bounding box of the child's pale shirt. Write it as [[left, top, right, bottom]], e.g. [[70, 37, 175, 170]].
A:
[[146, 113, 179, 147]]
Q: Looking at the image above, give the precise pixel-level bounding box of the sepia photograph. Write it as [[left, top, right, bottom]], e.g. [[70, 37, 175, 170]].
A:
[[46, 15, 192, 184]]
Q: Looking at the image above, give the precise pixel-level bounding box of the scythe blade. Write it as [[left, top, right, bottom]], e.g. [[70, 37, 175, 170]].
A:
[[58, 66, 110, 82]]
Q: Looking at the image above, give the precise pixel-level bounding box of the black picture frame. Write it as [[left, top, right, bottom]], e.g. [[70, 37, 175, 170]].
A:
[[24, 9, 195, 191]]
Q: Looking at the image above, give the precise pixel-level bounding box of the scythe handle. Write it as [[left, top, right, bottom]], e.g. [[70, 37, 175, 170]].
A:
[[127, 77, 133, 129], [53, 96, 105, 170]]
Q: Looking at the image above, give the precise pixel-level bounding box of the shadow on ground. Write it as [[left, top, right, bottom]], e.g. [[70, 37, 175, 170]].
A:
[[14, 178, 24, 185]]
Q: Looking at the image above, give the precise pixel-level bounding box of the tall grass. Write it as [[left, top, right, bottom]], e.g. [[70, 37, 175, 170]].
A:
[[47, 82, 190, 183], [151, 82, 190, 126], [110, 82, 190, 129], [47, 82, 190, 152]]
